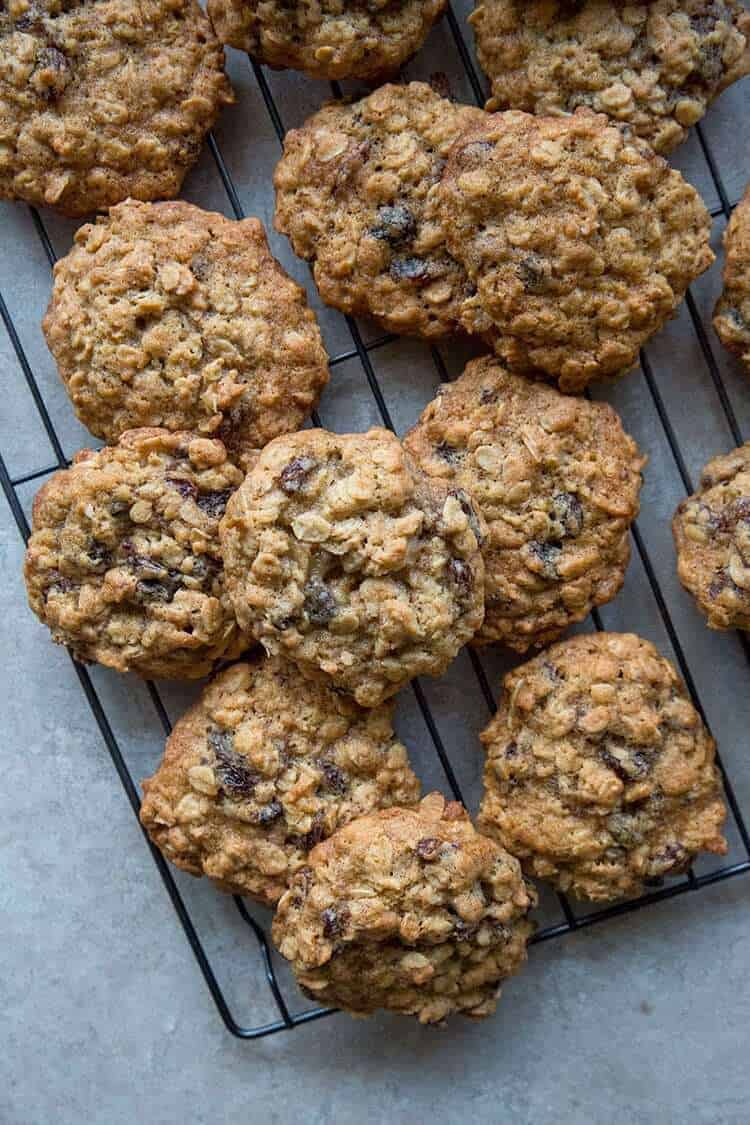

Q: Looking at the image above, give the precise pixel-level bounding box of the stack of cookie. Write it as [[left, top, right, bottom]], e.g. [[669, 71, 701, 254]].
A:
[[8, 0, 750, 1026]]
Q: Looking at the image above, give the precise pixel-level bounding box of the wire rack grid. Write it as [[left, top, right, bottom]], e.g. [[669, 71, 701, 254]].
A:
[[2, 3, 750, 1040]]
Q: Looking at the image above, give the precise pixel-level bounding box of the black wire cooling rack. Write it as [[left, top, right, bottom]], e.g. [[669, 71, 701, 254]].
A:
[[2, 4, 750, 1039]]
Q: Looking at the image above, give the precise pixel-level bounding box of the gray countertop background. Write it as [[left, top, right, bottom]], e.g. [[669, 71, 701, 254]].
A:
[[3, 6, 750, 1122]]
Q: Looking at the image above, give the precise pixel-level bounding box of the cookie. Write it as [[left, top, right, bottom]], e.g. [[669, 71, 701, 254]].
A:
[[673, 442, 750, 631], [470, 1, 750, 155], [437, 107, 715, 391], [24, 429, 246, 679], [714, 184, 750, 369], [272, 791, 536, 1023], [208, 0, 446, 81], [479, 633, 728, 902], [140, 654, 420, 904], [274, 82, 491, 341], [0, 0, 232, 216], [43, 201, 329, 468], [219, 427, 486, 708], [404, 357, 646, 651]]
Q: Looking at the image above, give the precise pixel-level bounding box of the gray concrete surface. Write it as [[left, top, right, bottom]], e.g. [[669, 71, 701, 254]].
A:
[[3, 9, 750, 1123]]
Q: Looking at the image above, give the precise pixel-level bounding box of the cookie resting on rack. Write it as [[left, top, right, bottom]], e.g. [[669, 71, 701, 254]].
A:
[[43, 201, 329, 469], [272, 792, 536, 1024], [436, 107, 714, 390], [713, 183, 750, 370], [673, 441, 750, 631], [219, 427, 486, 708], [207, 0, 447, 80], [470, 0, 750, 156], [479, 633, 728, 902], [404, 356, 646, 651], [273, 82, 492, 342], [0, 0, 232, 216], [24, 429, 247, 679], [140, 654, 420, 905]]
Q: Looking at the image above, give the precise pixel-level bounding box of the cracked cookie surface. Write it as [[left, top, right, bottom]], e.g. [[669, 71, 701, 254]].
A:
[[673, 441, 750, 631], [219, 427, 485, 708], [208, 0, 446, 80], [0, 0, 232, 216], [274, 82, 491, 341], [437, 107, 714, 390], [404, 357, 645, 651], [714, 183, 750, 370], [471, 0, 750, 156], [140, 654, 420, 904], [24, 428, 246, 679], [479, 633, 727, 902], [272, 791, 536, 1023], [43, 201, 329, 467]]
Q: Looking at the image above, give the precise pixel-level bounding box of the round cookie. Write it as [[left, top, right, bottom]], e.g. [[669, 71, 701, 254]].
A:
[[673, 441, 750, 631], [43, 201, 329, 468], [714, 184, 750, 369], [404, 356, 646, 651], [219, 427, 486, 708], [272, 791, 536, 1024], [470, 0, 750, 156], [24, 428, 246, 679], [479, 633, 728, 902], [0, 0, 232, 216], [140, 654, 421, 905], [437, 107, 715, 391], [274, 82, 491, 341], [208, 0, 446, 81]]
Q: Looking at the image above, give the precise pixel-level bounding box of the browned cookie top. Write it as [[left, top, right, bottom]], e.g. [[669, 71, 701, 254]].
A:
[[272, 792, 536, 1024], [43, 201, 329, 467], [208, 0, 446, 80], [140, 654, 420, 905], [24, 429, 247, 679], [479, 633, 727, 902], [471, 0, 750, 155], [274, 82, 492, 341], [714, 184, 750, 369], [404, 356, 646, 651], [437, 108, 714, 390], [0, 0, 232, 216]]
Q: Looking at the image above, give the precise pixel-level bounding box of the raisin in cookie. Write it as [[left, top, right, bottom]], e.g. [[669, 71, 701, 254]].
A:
[[714, 184, 750, 369], [208, 0, 446, 81], [0, 0, 232, 216], [24, 429, 246, 679], [273, 792, 536, 1023], [471, 1, 750, 156], [219, 427, 485, 708], [673, 442, 750, 631], [479, 633, 728, 902], [140, 654, 420, 904], [404, 357, 645, 651], [43, 201, 329, 467], [274, 82, 491, 341], [437, 107, 714, 391]]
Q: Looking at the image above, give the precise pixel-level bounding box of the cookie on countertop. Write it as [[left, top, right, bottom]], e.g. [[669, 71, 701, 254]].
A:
[[404, 356, 646, 651], [272, 791, 536, 1024], [24, 429, 247, 679], [479, 633, 728, 902], [140, 654, 420, 904], [673, 442, 750, 631], [43, 201, 329, 469], [274, 82, 492, 341], [208, 0, 447, 80], [714, 184, 750, 369], [0, 0, 232, 216], [437, 107, 715, 391], [219, 427, 486, 708], [470, 0, 750, 156]]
